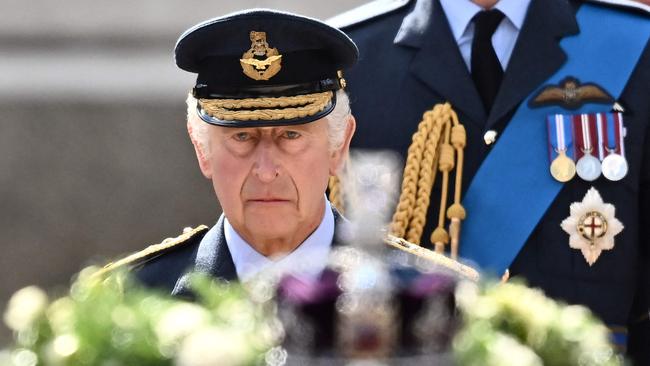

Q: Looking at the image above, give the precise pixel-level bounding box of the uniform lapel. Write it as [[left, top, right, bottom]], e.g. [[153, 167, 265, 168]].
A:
[[395, 0, 486, 126], [486, 0, 579, 129], [173, 207, 346, 297], [331, 207, 350, 247], [171, 216, 237, 297]]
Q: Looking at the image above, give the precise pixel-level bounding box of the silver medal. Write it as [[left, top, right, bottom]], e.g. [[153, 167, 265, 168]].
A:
[[601, 153, 628, 181], [576, 114, 601, 182], [576, 154, 601, 181]]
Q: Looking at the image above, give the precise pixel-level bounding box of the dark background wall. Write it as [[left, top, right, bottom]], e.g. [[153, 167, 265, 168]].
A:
[[0, 0, 366, 345]]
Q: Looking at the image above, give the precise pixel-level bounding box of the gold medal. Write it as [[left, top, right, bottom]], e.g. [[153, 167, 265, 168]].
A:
[[548, 114, 576, 183], [550, 150, 576, 182]]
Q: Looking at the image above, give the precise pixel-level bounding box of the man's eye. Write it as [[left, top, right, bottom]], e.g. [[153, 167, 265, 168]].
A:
[[282, 131, 301, 139], [233, 132, 251, 141]]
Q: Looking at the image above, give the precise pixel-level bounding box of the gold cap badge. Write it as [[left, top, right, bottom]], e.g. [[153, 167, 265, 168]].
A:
[[239, 31, 282, 80]]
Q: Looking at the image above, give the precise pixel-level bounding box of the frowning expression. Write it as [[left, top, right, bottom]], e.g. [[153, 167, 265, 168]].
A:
[[200, 118, 341, 249]]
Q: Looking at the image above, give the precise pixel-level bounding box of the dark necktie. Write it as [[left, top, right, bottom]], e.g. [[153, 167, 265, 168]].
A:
[[471, 9, 505, 113]]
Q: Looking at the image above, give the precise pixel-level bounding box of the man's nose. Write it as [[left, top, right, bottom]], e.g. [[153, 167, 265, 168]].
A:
[[252, 141, 280, 182]]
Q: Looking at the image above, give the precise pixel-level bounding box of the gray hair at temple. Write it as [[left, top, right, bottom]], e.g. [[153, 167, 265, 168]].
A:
[[186, 90, 352, 155]]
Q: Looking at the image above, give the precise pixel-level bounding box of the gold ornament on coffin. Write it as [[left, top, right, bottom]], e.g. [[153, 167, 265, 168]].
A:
[[240, 31, 282, 80]]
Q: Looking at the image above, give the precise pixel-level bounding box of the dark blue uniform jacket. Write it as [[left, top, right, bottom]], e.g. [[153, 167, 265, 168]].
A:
[[338, 0, 650, 363]]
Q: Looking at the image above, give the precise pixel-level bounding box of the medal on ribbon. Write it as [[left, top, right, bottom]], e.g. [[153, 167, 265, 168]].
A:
[[547, 114, 576, 182], [574, 114, 602, 181], [597, 112, 628, 181]]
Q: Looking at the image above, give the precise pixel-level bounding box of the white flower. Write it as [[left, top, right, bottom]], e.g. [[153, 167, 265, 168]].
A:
[[46, 298, 75, 334], [485, 334, 543, 366], [111, 305, 138, 329], [3, 286, 48, 332], [156, 303, 211, 348], [560, 187, 623, 266], [52, 334, 79, 358], [454, 280, 480, 311], [0, 350, 14, 366], [175, 326, 251, 366], [11, 349, 38, 366]]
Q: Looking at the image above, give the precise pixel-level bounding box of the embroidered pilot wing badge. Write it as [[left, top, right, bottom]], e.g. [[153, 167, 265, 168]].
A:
[[560, 187, 623, 266], [530, 77, 614, 109], [240, 31, 282, 80]]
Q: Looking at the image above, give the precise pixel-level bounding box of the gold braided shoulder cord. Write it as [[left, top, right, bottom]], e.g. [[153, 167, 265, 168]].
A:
[[394, 103, 466, 259], [406, 107, 447, 245], [389, 108, 438, 239], [328, 175, 345, 215], [328, 103, 467, 260], [199, 91, 333, 121], [329, 151, 353, 216]]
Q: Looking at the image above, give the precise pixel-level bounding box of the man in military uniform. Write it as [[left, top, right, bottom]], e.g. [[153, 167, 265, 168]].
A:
[[102, 10, 358, 296], [330, 0, 650, 363]]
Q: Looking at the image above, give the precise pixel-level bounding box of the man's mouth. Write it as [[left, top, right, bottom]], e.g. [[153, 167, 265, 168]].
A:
[[247, 198, 290, 203]]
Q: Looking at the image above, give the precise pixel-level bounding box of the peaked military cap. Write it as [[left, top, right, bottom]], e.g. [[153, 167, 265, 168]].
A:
[[175, 9, 359, 127]]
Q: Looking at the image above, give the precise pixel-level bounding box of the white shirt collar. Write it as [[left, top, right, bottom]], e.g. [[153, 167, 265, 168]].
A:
[[495, 0, 529, 30], [440, 0, 530, 42], [224, 197, 334, 282]]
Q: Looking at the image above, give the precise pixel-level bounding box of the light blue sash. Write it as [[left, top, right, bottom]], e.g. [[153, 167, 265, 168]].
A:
[[459, 4, 650, 274]]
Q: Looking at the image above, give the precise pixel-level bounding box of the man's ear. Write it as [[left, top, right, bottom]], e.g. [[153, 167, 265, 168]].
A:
[[187, 122, 212, 179], [329, 115, 356, 175]]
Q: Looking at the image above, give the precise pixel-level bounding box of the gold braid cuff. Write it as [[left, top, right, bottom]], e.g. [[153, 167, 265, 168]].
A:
[[199, 91, 333, 121]]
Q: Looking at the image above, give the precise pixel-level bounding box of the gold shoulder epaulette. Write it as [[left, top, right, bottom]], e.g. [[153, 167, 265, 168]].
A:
[[94, 225, 209, 278]]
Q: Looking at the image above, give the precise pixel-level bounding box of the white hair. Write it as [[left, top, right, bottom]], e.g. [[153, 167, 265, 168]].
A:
[[326, 90, 352, 151], [186, 90, 352, 155]]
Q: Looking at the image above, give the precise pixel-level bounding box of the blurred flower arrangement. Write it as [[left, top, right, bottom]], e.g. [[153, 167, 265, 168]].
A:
[[453, 281, 623, 366], [1, 268, 281, 366], [2, 266, 624, 365]]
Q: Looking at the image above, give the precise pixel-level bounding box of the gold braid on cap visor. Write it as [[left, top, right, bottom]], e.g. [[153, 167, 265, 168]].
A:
[[198, 91, 333, 121]]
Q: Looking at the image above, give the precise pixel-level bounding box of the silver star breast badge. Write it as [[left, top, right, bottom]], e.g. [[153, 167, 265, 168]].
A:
[[560, 187, 624, 266]]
